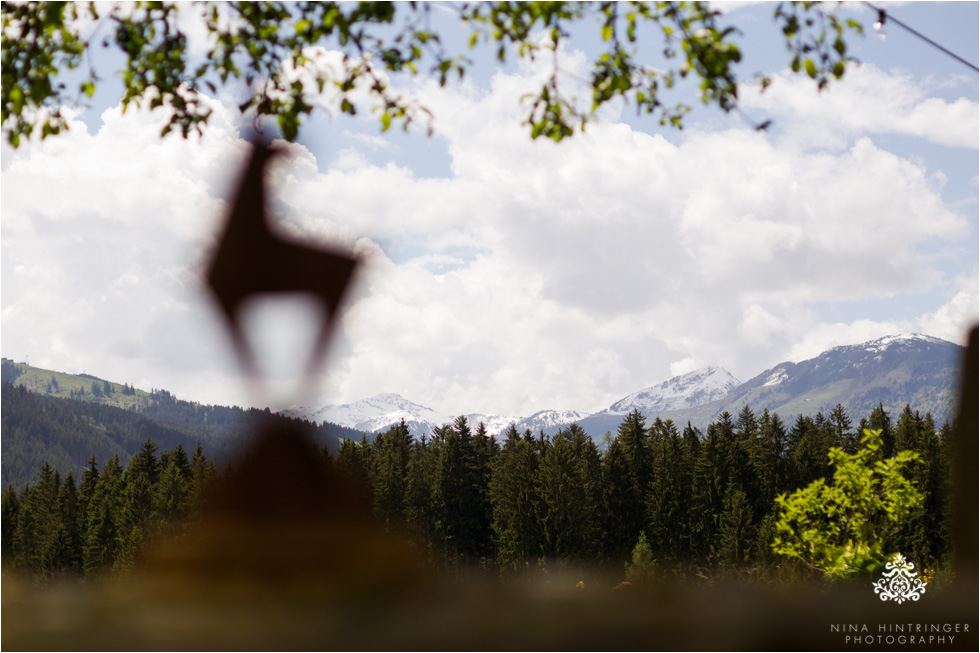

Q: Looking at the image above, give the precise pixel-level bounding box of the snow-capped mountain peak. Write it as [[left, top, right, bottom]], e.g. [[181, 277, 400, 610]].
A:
[[604, 366, 741, 415], [859, 333, 947, 354], [284, 392, 447, 437]]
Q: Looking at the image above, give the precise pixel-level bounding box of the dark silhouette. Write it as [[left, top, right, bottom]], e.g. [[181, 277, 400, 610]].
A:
[[206, 140, 358, 393]]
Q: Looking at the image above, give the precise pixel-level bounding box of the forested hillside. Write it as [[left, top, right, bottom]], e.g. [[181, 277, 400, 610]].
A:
[[0, 382, 358, 490]]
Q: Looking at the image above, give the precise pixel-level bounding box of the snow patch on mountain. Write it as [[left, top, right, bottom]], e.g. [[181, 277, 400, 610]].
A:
[[860, 333, 947, 354], [601, 366, 741, 416], [284, 392, 594, 439], [284, 393, 448, 437], [763, 367, 789, 387], [515, 409, 589, 435]]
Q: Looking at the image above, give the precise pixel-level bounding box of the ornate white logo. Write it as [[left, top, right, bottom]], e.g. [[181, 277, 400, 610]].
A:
[[872, 553, 927, 604]]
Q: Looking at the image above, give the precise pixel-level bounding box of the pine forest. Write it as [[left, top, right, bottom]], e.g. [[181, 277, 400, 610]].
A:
[[2, 398, 953, 588]]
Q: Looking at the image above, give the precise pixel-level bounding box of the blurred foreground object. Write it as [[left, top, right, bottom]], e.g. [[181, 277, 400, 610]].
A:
[[206, 140, 358, 402]]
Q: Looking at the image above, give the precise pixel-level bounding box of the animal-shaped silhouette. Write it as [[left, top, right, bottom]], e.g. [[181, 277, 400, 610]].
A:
[[206, 141, 358, 393]]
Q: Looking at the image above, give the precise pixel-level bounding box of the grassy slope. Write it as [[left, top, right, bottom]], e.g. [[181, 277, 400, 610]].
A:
[[1, 359, 152, 410]]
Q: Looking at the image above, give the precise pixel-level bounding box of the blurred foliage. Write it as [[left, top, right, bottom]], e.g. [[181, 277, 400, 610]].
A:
[[1, 1, 862, 146], [772, 428, 924, 581]]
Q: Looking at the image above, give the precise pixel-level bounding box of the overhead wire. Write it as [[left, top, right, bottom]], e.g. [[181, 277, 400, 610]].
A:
[[862, 2, 979, 73]]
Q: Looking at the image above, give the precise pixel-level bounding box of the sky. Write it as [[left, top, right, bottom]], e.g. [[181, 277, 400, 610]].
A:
[[1, 1, 977, 417]]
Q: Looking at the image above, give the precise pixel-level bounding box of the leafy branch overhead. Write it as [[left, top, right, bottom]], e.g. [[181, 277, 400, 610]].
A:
[[0, 1, 862, 147]]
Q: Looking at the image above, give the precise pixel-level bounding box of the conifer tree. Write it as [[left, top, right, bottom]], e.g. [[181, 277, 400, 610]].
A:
[[682, 422, 702, 461], [336, 437, 375, 492], [689, 422, 725, 556], [625, 531, 657, 587], [53, 472, 82, 574], [1, 486, 19, 563], [646, 418, 690, 562], [864, 403, 895, 459], [128, 438, 161, 487], [489, 432, 543, 574], [83, 455, 124, 576], [618, 409, 652, 493], [373, 420, 412, 529], [827, 404, 855, 452], [748, 409, 788, 518], [536, 429, 589, 560], [893, 408, 946, 565], [603, 436, 641, 559], [155, 458, 190, 523], [405, 435, 437, 552], [788, 414, 829, 487], [78, 455, 100, 518], [717, 483, 755, 568], [434, 421, 474, 568], [188, 441, 217, 513], [568, 423, 605, 560]]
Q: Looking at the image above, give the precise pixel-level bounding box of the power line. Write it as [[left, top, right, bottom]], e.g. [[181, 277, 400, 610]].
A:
[[863, 2, 979, 73]]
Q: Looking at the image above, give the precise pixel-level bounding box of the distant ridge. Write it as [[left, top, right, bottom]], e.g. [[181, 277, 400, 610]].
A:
[[285, 366, 740, 438], [657, 333, 963, 429], [284, 334, 963, 438]]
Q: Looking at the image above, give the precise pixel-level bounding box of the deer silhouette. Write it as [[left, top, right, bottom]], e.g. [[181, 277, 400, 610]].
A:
[[207, 141, 358, 396]]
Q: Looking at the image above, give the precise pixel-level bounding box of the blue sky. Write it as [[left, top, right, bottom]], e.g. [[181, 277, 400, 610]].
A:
[[1, 1, 977, 417]]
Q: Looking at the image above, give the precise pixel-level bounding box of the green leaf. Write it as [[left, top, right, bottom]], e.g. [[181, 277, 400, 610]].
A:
[[601, 24, 613, 41]]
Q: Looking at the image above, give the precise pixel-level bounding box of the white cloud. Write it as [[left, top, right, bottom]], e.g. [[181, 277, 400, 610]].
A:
[[1, 36, 975, 419], [916, 272, 980, 345], [741, 64, 979, 150]]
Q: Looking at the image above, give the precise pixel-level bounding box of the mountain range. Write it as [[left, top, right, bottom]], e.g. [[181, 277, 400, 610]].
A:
[[285, 333, 965, 438], [1, 331, 965, 487]]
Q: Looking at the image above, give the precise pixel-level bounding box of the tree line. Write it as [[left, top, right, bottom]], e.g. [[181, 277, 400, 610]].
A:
[[1, 402, 951, 585], [2, 440, 218, 581], [0, 382, 359, 490]]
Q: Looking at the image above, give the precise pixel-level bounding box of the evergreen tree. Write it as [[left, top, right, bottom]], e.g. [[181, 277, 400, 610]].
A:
[[624, 531, 656, 587], [188, 441, 217, 513], [83, 455, 125, 576], [602, 410, 652, 561], [864, 403, 895, 459], [603, 436, 641, 559], [568, 423, 606, 560], [404, 434, 437, 553], [727, 407, 759, 515], [433, 421, 479, 568], [1, 486, 19, 563], [78, 455, 100, 517], [536, 430, 589, 560], [489, 433, 543, 574], [127, 438, 161, 487], [717, 483, 755, 568], [748, 409, 788, 518], [618, 409, 652, 493], [689, 422, 726, 557], [336, 437, 375, 492], [682, 422, 702, 461], [155, 457, 190, 523], [893, 408, 946, 565], [827, 404, 855, 452], [373, 420, 412, 529], [646, 419, 690, 563], [52, 472, 82, 574], [788, 414, 829, 488]]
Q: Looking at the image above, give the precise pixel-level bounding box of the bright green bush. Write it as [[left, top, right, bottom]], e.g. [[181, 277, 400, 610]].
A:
[[771, 429, 923, 580]]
